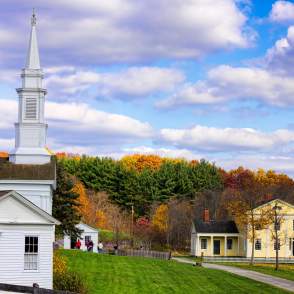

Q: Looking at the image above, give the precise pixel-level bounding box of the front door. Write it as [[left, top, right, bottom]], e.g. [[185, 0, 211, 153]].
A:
[[293, 240, 294, 256], [214, 240, 221, 255]]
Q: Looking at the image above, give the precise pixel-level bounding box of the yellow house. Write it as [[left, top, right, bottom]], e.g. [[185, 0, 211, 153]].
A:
[[191, 199, 294, 258]]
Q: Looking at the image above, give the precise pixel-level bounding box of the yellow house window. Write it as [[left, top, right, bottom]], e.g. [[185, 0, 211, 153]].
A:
[[227, 238, 233, 250], [201, 239, 207, 250], [255, 239, 261, 250]]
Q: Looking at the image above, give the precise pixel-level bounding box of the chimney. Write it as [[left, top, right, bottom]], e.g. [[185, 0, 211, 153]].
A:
[[203, 208, 210, 223], [264, 194, 273, 202]]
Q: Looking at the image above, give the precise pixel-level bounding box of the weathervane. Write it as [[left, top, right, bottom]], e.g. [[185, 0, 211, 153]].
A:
[[31, 8, 36, 26]]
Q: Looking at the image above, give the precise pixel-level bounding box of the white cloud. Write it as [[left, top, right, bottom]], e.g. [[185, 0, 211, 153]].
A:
[[264, 26, 294, 75], [0, 137, 13, 151], [0, 99, 17, 129], [217, 154, 294, 177], [0, 98, 153, 150], [270, 1, 294, 23], [158, 125, 294, 152], [123, 146, 203, 160], [0, 0, 252, 66], [45, 66, 184, 100], [157, 65, 294, 108], [46, 101, 153, 139]]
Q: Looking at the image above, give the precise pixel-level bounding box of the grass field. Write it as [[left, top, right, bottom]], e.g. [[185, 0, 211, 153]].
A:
[[218, 263, 294, 282], [60, 250, 290, 293]]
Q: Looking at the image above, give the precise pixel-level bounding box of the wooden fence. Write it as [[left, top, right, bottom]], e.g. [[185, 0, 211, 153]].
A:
[[0, 283, 77, 294], [117, 249, 171, 260]]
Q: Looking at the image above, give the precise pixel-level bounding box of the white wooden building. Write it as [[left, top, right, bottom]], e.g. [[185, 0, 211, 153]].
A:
[[0, 191, 59, 288], [0, 12, 59, 289], [64, 223, 99, 253]]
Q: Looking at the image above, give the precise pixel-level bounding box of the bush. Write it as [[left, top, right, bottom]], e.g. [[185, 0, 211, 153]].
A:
[[53, 271, 88, 294], [53, 251, 88, 293]]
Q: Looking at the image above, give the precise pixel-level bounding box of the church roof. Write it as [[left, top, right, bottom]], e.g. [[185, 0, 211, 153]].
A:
[[0, 157, 55, 181], [193, 219, 239, 234]]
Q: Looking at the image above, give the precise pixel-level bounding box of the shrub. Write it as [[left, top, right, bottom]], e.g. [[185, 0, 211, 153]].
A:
[[53, 251, 88, 293], [53, 271, 88, 294], [53, 251, 67, 275]]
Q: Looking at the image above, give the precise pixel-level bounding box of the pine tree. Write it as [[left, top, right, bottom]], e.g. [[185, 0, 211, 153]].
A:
[[53, 163, 82, 238]]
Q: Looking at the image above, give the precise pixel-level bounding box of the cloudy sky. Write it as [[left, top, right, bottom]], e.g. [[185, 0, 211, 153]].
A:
[[0, 0, 294, 176]]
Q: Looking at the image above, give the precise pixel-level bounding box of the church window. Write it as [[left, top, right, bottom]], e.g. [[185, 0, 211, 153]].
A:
[[24, 236, 38, 270], [24, 97, 37, 120]]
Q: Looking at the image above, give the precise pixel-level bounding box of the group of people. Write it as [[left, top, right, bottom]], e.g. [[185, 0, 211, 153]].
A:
[[74, 239, 104, 253]]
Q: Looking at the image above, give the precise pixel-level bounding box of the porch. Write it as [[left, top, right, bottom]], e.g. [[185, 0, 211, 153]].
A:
[[194, 234, 242, 257]]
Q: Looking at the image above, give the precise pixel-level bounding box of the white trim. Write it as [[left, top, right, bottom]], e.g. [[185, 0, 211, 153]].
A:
[[254, 198, 294, 211], [0, 191, 60, 225]]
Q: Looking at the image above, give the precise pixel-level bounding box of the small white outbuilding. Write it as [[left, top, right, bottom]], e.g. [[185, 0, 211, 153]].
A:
[[0, 190, 60, 289], [64, 223, 99, 253]]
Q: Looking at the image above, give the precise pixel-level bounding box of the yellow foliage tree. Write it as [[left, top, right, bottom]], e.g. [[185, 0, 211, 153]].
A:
[[121, 154, 163, 171], [152, 204, 168, 232], [72, 181, 91, 223], [95, 210, 107, 229]]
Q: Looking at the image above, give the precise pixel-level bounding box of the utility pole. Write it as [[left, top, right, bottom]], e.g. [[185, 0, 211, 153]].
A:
[[131, 204, 134, 248]]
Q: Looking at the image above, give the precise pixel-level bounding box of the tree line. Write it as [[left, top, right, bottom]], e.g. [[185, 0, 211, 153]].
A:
[[53, 153, 294, 251]]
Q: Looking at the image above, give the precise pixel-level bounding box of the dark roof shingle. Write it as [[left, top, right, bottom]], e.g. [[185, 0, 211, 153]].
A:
[[0, 158, 56, 181], [194, 220, 239, 234]]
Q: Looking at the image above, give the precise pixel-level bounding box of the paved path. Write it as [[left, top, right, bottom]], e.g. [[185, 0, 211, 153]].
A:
[[172, 258, 294, 293]]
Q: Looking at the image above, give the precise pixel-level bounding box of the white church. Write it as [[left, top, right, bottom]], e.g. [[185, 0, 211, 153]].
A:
[[0, 12, 59, 289]]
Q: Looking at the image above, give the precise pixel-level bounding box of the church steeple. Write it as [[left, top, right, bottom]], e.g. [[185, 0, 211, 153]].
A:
[[26, 10, 41, 70], [9, 11, 51, 165]]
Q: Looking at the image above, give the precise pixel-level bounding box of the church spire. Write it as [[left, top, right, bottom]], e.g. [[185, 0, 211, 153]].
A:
[[9, 11, 50, 165], [26, 9, 41, 69]]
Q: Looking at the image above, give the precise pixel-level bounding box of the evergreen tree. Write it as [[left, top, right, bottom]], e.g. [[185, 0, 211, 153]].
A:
[[53, 163, 81, 237]]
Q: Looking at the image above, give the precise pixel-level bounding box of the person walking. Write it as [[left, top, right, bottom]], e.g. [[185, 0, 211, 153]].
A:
[[75, 239, 81, 250], [98, 241, 104, 253]]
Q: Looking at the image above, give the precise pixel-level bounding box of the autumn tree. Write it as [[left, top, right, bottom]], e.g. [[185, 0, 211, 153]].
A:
[[225, 169, 272, 265], [152, 204, 168, 233], [72, 180, 91, 223]]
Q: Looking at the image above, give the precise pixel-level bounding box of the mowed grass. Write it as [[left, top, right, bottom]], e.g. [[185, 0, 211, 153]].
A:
[[60, 250, 290, 294], [218, 263, 294, 282]]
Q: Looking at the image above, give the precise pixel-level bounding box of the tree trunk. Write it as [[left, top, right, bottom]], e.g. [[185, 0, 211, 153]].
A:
[[250, 212, 255, 266], [250, 236, 255, 266], [275, 228, 279, 271]]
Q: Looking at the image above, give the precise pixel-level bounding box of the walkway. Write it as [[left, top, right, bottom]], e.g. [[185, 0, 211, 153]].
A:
[[172, 258, 294, 293]]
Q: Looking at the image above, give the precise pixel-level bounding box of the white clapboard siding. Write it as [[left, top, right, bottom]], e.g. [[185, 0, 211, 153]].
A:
[[0, 180, 54, 214], [0, 224, 54, 289]]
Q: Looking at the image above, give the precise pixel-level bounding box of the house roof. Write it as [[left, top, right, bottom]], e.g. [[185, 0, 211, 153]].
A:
[[77, 222, 99, 232], [193, 219, 239, 234], [0, 190, 60, 225], [254, 198, 294, 211], [0, 157, 56, 181]]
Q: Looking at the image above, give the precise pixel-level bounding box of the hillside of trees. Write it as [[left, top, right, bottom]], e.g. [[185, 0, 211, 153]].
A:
[[55, 153, 294, 250]]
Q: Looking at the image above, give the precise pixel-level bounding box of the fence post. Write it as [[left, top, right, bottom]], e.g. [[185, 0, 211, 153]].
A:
[[33, 283, 39, 294]]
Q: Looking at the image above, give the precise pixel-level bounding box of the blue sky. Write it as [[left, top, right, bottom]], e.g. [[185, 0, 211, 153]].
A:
[[0, 0, 294, 176]]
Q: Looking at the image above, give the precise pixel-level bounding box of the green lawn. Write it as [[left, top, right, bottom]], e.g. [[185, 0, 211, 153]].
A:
[[217, 263, 294, 282], [60, 250, 290, 294]]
